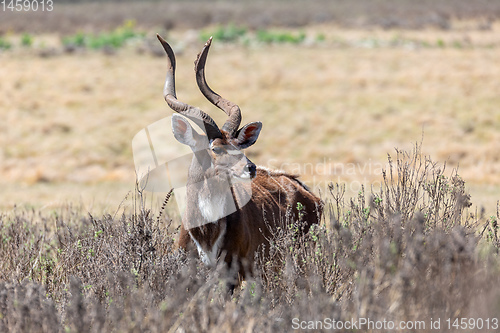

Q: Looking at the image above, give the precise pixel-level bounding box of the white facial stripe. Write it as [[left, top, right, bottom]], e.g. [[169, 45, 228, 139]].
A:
[[208, 143, 242, 156], [234, 172, 251, 180], [227, 149, 243, 156]]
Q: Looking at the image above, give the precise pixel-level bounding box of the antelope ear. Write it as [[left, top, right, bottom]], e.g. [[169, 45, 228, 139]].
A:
[[235, 122, 262, 149], [171, 114, 198, 148]]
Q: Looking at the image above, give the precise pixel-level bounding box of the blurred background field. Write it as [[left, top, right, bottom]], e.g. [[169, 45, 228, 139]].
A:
[[1, 0, 500, 215]]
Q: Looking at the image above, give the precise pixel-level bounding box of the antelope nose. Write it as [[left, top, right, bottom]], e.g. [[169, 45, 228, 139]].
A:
[[247, 164, 257, 178]]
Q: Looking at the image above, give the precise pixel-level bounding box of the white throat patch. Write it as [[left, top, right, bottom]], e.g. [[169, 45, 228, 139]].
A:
[[198, 192, 228, 222]]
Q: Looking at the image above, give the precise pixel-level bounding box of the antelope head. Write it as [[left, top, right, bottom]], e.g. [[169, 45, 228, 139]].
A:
[[157, 35, 261, 223]]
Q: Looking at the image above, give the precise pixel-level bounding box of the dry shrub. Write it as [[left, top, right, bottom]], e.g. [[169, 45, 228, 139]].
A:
[[1, 145, 500, 332]]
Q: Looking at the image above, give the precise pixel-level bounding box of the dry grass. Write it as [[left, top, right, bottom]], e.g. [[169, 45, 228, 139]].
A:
[[1, 25, 500, 213], [1, 148, 500, 332]]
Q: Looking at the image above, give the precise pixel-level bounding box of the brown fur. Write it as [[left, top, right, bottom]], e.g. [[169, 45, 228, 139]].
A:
[[179, 167, 323, 279]]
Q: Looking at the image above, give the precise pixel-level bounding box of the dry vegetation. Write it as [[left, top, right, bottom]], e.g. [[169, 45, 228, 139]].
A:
[[2, 1, 500, 331], [1, 147, 500, 332]]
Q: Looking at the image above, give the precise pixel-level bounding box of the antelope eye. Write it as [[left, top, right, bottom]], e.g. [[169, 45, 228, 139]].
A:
[[212, 146, 225, 155]]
